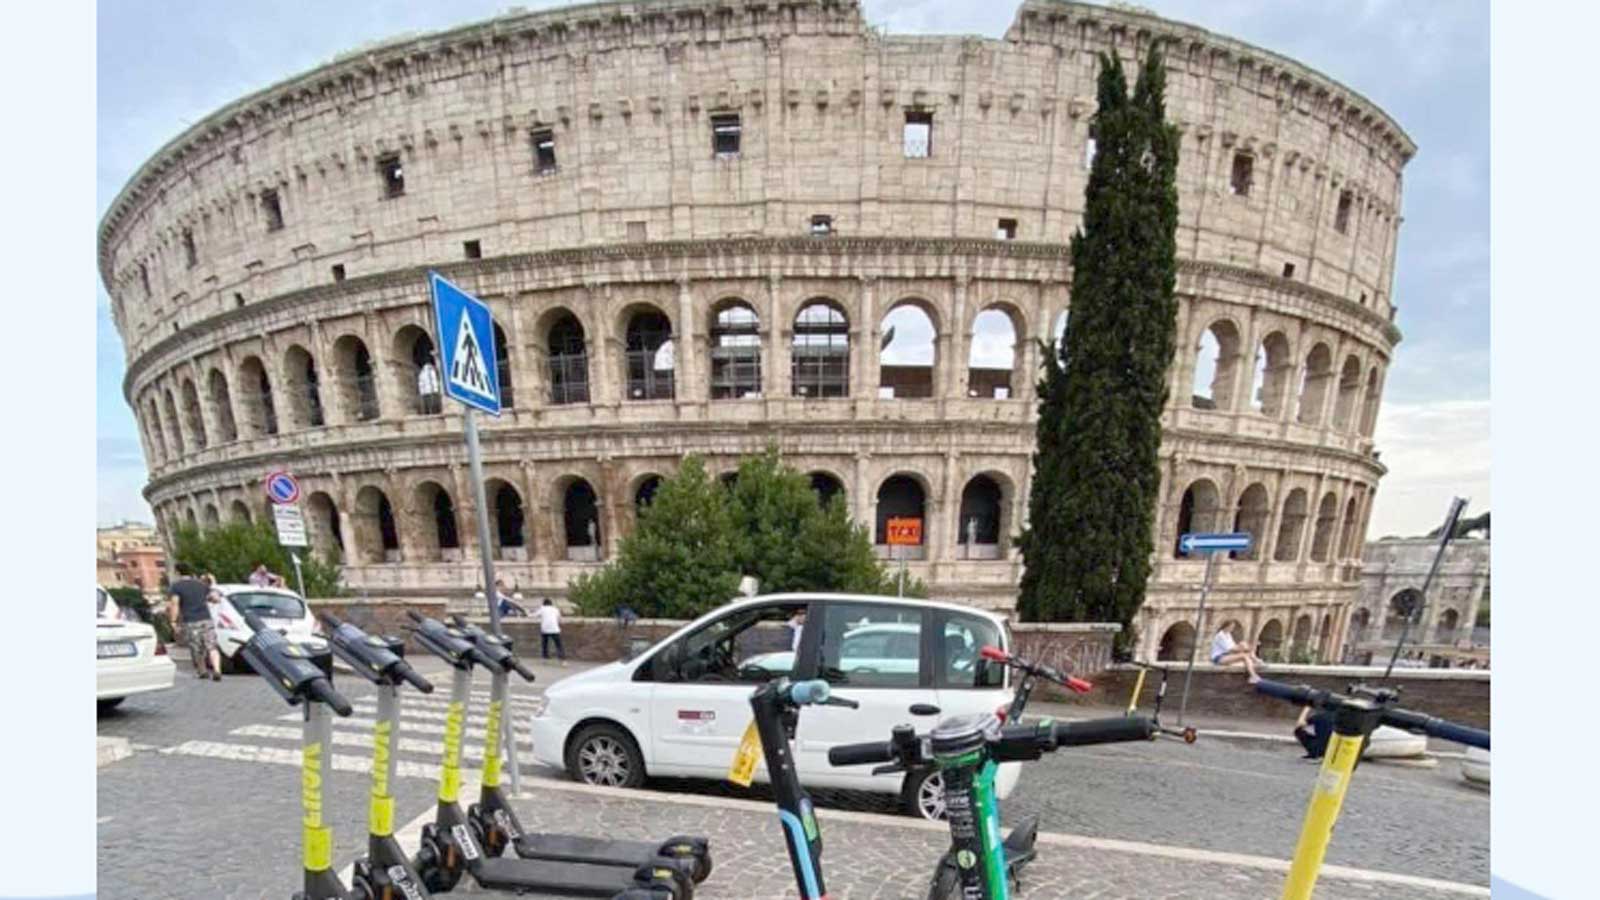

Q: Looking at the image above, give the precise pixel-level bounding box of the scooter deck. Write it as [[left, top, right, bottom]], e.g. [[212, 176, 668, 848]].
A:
[[513, 832, 706, 872], [470, 856, 683, 897]]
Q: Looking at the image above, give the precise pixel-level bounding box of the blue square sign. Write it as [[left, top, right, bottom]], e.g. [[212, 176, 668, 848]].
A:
[[429, 271, 501, 416]]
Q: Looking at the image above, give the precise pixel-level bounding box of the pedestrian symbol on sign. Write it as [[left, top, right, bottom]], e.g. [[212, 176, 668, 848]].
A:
[[449, 312, 493, 400]]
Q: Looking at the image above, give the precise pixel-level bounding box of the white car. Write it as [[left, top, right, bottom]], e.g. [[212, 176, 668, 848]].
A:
[[531, 593, 1019, 816], [208, 584, 326, 672], [97, 586, 175, 711]]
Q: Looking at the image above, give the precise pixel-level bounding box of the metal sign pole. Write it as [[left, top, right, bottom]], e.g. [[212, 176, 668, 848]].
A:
[[289, 550, 306, 599], [1177, 550, 1217, 727], [465, 409, 502, 637], [897, 547, 906, 598], [1384, 497, 1469, 679]]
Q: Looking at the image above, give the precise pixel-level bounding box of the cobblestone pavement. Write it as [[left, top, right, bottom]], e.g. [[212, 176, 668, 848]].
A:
[[99, 657, 1487, 898]]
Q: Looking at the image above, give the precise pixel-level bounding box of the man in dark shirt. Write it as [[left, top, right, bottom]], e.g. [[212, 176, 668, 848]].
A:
[[166, 563, 221, 681], [1293, 704, 1335, 759]]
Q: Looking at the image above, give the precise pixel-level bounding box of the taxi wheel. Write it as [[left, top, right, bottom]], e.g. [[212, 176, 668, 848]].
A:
[[567, 723, 646, 789]]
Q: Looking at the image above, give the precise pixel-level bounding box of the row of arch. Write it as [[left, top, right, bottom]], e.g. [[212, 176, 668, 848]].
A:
[[1157, 613, 1337, 664], [1170, 478, 1366, 565], [165, 470, 1018, 566], [1191, 319, 1383, 436]]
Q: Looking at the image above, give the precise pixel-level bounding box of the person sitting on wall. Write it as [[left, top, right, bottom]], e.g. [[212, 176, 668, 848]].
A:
[[1209, 625, 1266, 680]]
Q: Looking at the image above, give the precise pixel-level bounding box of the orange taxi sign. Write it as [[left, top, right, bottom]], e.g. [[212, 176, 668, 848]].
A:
[[886, 517, 923, 546]]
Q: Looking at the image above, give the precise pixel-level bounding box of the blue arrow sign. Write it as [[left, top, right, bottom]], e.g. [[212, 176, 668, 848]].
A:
[[1179, 532, 1252, 554], [430, 271, 501, 416]]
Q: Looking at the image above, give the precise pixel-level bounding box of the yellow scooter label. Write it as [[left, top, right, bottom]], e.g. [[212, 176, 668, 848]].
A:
[[727, 719, 761, 787]]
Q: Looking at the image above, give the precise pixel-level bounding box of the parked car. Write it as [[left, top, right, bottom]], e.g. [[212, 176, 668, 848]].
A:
[[208, 584, 326, 673], [530, 593, 1018, 816], [97, 586, 175, 711]]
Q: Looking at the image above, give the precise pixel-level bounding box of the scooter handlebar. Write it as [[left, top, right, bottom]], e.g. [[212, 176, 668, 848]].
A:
[[1050, 715, 1156, 748], [828, 739, 896, 767], [393, 659, 435, 694], [1381, 708, 1490, 750], [979, 645, 1010, 662], [788, 679, 858, 707], [307, 677, 353, 716], [1253, 678, 1321, 706], [508, 656, 537, 682]]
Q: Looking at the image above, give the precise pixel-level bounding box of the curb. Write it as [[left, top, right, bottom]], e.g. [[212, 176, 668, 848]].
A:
[[98, 736, 132, 768]]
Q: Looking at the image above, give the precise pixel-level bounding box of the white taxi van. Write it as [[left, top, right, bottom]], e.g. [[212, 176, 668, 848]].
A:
[[531, 593, 1019, 816]]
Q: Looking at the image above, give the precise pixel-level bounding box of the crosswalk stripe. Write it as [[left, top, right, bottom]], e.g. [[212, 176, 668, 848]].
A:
[[231, 724, 530, 763], [278, 708, 530, 730], [289, 713, 530, 743], [348, 698, 541, 719], [160, 739, 468, 782]]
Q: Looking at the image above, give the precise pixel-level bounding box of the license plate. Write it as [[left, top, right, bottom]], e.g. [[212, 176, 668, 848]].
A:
[[98, 641, 137, 659]]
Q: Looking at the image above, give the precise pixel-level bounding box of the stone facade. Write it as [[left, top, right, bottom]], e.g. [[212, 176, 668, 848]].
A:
[[100, 0, 1411, 662], [1345, 536, 1490, 663]]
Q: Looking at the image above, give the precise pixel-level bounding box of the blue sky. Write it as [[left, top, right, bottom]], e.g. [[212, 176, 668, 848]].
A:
[[96, 0, 1489, 536]]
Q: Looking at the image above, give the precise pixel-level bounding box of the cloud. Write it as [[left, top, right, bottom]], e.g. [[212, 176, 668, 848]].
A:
[[1368, 399, 1490, 537]]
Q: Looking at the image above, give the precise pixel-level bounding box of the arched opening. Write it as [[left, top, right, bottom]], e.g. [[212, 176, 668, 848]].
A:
[[1296, 343, 1333, 425], [202, 504, 220, 528], [491, 481, 526, 560], [1387, 588, 1424, 639], [709, 301, 762, 399], [144, 399, 168, 462], [1338, 496, 1362, 559], [1349, 608, 1372, 644], [562, 478, 602, 561], [1436, 608, 1461, 645], [634, 475, 663, 512], [719, 471, 739, 492], [353, 486, 399, 564], [1173, 479, 1222, 558], [1333, 355, 1362, 431], [546, 312, 591, 405], [1360, 367, 1382, 436], [1318, 614, 1333, 660], [875, 474, 927, 560], [1232, 484, 1270, 561], [413, 482, 460, 562], [207, 369, 238, 442], [1291, 614, 1314, 660], [967, 308, 1018, 399], [238, 356, 278, 436], [878, 302, 936, 399], [185, 508, 198, 528], [808, 472, 845, 509], [1257, 619, 1285, 660], [1252, 332, 1292, 417], [394, 326, 440, 415], [332, 335, 381, 422], [1273, 488, 1309, 562], [229, 500, 252, 524], [957, 474, 1005, 559], [623, 308, 674, 400], [162, 389, 185, 455], [305, 491, 342, 558], [180, 380, 207, 450], [1157, 622, 1196, 662], [1192, 321, 1241, 410], [792, 301, 850, 398], [493, 322, 515, 409], [1309, 492, 1339, 562], [283, 345, 326, 429]]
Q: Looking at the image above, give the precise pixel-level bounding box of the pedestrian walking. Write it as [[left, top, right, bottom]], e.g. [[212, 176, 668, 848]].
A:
[[167, 563, 222, 681], [538, 598, 566, 665]]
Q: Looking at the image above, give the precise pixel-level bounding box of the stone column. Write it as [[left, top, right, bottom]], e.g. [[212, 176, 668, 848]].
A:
[[675, 278, 703, 405], [449, 463, 481, 563], [937, 450, 959, 563], [853, 451, 873, 535], [764, 275, 788, 400], [520, 461, 545, 563], [366, 313, 404, 420], [589, 283, 620, 408], [1259, 471, 1287, 570], [942, 276, 969, 401], [850, 277, 877, 400], [598, 458, 620, 561]]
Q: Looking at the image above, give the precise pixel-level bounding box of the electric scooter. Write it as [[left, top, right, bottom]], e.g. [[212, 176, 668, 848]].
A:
[[235, 611, 359, 900], [1253, 678, 1489, 900], [736, 677, 860, 899], [830, 713, 1159, 900], [403, 612, 691, 899], [321, 615, 437, 900], [445, 616, 713, 883]]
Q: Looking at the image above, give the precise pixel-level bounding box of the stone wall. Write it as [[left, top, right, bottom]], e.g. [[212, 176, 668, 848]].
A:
[[308, 597, 446, 654]]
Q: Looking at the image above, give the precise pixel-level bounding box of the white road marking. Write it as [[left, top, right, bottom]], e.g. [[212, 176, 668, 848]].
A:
[[159, 739, 476, 783], [231, 724, 529, 762]]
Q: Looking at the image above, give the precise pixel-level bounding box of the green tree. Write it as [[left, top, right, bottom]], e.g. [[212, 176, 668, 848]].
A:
[[1018, 48, 1180, 646], [169, 520, 344, 598]]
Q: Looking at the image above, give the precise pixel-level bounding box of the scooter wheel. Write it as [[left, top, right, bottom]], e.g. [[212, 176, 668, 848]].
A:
[[349, 872, 376, 900], [417, 830, 462, 894]]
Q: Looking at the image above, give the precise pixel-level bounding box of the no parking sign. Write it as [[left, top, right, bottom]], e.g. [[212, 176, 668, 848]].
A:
[[264, 470, 301, 505]]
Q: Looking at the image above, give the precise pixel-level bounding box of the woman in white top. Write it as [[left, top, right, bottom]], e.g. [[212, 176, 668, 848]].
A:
[[1210, 626, 1264, 680]]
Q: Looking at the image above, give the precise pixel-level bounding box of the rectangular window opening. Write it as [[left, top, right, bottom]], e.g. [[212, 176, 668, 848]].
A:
[[138, 263, 151, 297], [711, 113, 742, 158], [182, 230, 197, 268], [1229, 152, 1254, 196], [904, 110, 933, 159], [532, 130, 557, 174], [1282, 262, 1296, 279], [261, 189, 284, 232], [810, 215, 834, 237], [996, 218, 1018, 241], [1360, 292, 1368, 306], [379, 154, 405, 198], [331, 264, 346, 283], [1334, 190, 1353, 234], [626, 221, 647, 242], [234, 292, 246, 308], [463, 240, 482, 260]]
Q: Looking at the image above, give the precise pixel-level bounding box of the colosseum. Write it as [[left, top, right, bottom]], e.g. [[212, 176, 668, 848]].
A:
[[100, 0, 1410, 662]]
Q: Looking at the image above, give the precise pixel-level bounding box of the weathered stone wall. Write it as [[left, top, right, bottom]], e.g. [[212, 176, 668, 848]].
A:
[[104, 0, 1412, 657], [307, 597, 447, 654]]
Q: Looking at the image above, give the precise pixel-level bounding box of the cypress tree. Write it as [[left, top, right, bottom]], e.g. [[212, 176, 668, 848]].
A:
[[1017, 48, 1179, 645]]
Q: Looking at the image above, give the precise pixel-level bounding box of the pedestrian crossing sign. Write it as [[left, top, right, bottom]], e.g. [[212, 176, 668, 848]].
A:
[[429, 271, 501, 416]]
